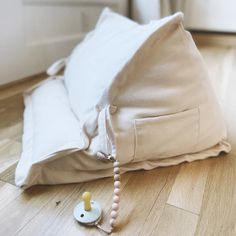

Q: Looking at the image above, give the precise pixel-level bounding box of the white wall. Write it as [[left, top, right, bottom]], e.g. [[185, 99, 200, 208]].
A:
[[183, 0, 236, 32], [131, 0, 236, 32], [0, 0, 128, 85], [131, 0, 160, 23]]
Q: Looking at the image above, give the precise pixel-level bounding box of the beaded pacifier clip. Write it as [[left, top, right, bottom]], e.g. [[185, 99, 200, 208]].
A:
[[73, 155, 120, 234]]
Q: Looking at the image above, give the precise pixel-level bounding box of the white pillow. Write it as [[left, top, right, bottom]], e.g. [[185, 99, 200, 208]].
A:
[[64, 7, 230, 165], [15, 78, 88, 186], [65, 9, 230, 163], [64, 8, 183, 136], [15, 8, 230, 188]]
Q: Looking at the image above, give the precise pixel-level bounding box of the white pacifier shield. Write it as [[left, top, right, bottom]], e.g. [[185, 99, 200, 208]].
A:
[[73, 201, 102, 225]]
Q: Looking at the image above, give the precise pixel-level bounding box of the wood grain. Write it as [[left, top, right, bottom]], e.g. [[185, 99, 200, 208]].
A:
[[195, 154, 236, 236], [137, 167, 180, 236], [115, 167, 179, 236], [0, 139, 21, 173], [154, 204, 198, 236], [167, 160, 209, 214], [0, 73, 46, 100], [0, 180, 23, 211], [0, 162, 18, 185], [15, 175, 132, 236]]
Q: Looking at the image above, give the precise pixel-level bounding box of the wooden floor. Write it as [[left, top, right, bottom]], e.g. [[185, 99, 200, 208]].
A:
[[0, 44, 236, 236]]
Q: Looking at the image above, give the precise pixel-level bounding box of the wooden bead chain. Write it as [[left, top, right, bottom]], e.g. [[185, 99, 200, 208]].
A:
[[110, 160, 120, 229], [95, 158, 120, 234]]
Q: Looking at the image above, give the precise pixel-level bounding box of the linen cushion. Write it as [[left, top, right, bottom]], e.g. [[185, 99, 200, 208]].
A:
[[64, 8, 184, 136], [15, 8, 231, 188]]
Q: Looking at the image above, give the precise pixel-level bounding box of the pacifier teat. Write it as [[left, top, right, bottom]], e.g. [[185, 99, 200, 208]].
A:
[[82, 191, 92, 211]]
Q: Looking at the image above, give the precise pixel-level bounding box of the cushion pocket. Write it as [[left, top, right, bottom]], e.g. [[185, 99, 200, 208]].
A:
[[134, 108, 199, 161]]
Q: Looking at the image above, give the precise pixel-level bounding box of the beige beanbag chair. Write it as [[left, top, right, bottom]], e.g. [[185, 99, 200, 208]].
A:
[[15, 8, 230, 188]]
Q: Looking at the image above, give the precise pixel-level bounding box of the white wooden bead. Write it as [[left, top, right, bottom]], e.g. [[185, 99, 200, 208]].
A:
[[114, 188, 120, 195], [113, 161, 119, 167], [111, 210, 118, 219], [113, 195, 120, 203], [114, 181, 121, 188], [110, 219, 116, 227], [109, 161, 120, 232], [112, 203, 119, 211], [114, 174, 120, 181], [114, 167, 120, 174]]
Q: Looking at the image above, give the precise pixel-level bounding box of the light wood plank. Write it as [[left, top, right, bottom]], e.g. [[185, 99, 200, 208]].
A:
[[138, 166, 180, 236], [16, 174, 132, 236], [0, 184, 80, 236], [0, 162, 18, 185], [0, 139, 21, 174], [0, 180, 23, 211], [115, 167, 179, 235], [153, 204, 198, 236], [0, 94, 24, 142], [195, 153, 236, 236], [0, 122, 23, 143], [167, 160, 209, 214], [0, 73, 46, 101]]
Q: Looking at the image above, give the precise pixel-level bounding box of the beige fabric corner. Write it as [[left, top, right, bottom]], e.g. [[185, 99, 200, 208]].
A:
[[15, 9, 231, 188]]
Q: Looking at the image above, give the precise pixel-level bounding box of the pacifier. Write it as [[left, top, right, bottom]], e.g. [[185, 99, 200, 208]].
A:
[[73, 191, 102, 226], [73, 156, 120, 234]]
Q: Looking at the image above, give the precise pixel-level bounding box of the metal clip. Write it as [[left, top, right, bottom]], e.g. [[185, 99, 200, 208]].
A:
[[107, 154, 116, 162], [97, 152, 116, 163]]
